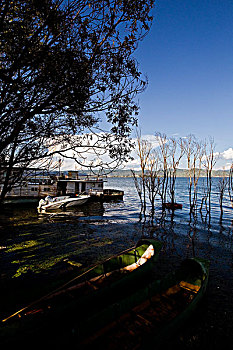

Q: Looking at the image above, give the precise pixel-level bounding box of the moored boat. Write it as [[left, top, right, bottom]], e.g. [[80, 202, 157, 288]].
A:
[[78, 258, 209, 349], [102, 189, 124, 201], [89, 188, 124, 201], [37, 194, 90, 211], [0, 239, 163, 347]]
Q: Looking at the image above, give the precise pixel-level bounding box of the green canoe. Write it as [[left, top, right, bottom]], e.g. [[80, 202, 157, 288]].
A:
[[77, 258, 209, 349], [1, 239, 162, 346]]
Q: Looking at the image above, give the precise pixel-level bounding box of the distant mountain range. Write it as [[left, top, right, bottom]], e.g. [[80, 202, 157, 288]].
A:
[[108, 168, 230, 178]]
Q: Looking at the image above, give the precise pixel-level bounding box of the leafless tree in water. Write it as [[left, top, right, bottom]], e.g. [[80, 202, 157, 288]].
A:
[[155, 132, 170, 208], [201, 137, 218, 216], [134, 130, 153, 216], [183, 135, 205, 215], [217, 173, 228, 222], [131, 169, 143, 217], [228, 163, 233, 207], [168, 137, 184, 209], [145, 150, 160, 223]]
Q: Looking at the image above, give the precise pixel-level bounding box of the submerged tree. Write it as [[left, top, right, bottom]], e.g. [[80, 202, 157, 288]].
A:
[[131, 169, 143, 215], [155, 132, 169, 207], [202, 137, 218, 215], [217, 174, 228, 222], [183, 135, 204, 215], [135, 130, 152, 216], [132, 130, 231, 227], [228, 163, 233, 206], [168, 137, 184, 209], [145, 149, 159, 222], [0, 0, 155, 200]]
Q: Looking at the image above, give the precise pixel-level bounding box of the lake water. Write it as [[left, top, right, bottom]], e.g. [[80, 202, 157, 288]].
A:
[[0, 177, 233, 348]]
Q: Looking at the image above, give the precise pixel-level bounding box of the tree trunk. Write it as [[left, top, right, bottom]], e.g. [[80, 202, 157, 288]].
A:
[[0, 138, 18, 202]]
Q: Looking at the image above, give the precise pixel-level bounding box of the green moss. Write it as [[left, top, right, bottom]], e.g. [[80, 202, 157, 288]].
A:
[[6, 240, 38, 253], [13, 265, 31, 278], [12, 255, 71, 278], [66, 260, 82, 267], [92, 240, 113, 247]]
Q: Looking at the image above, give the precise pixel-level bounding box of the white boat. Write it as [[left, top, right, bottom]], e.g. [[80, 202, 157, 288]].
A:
[[37, 195, 90, 212]]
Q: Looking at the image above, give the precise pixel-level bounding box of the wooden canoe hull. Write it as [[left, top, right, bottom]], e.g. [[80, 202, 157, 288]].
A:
[[0, 239, 163, 346], [77, 258, 209, 349]]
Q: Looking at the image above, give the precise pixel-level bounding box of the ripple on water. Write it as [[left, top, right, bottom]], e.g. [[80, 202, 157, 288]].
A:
[[0, 177, 233, 348]]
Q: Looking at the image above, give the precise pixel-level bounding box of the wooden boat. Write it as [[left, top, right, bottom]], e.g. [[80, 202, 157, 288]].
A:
[[77, 258, 209, 349], [102, 189, 124, 201], [162, 202, 183, 210], [89, 188, 124, 201], [0, 239, 163, 346], [37, 194, 90, 211]]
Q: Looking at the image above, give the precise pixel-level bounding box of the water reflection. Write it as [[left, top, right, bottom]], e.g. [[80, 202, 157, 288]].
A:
[[1, 178, 233, 347], [0, 200, 105, 227], [38, 201, 105, 223], [0, 178, 233, 308]]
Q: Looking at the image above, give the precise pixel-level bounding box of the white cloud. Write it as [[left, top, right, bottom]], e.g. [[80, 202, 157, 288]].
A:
[[140, 134, 161, 145], [124, 134, 161, 170], [50, 133, 134, 171], [214, 148, 233, 170], [221, 148, 233, 160], [49, 133, 233, 172], [127, 137, 233, 171]]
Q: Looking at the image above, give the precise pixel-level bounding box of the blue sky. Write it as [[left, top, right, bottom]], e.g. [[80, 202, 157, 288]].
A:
[[134, 0, 233, 155], [61, 1, 233, 171]]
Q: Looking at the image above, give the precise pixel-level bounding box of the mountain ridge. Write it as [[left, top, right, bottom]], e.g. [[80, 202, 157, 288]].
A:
[[108, 168, 230, 178]]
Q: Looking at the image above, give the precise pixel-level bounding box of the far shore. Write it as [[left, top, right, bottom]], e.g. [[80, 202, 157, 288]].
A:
[[108, 168, 230, 178]]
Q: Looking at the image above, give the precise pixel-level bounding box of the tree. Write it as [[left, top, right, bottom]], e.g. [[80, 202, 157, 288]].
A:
[[0, 0, 155, 200], [228, 163, 233, 206], [155, 132, 169, 207], [135, 130, 152, 216], [217, 173, 228, 222], [131, 168, 143, 215], [145, 149, 159, 223], [202, 137, 218, 215], [168, 137, 184, 209], [183, 134, 204, 215]]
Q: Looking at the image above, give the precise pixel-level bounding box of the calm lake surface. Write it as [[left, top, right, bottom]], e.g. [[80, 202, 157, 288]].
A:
[[0, 177, 233, 348]]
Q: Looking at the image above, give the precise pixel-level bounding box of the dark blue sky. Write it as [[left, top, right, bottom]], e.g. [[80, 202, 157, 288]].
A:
[[135, 0, 233, 153]]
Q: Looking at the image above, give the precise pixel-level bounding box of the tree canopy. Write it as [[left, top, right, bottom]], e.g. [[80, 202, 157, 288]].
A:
[[0, 0, 154, 198]]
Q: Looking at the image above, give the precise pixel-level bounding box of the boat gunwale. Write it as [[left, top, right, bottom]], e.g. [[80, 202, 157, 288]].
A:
[[1, 239, 162, 324], [77, 257, 210, 348]]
